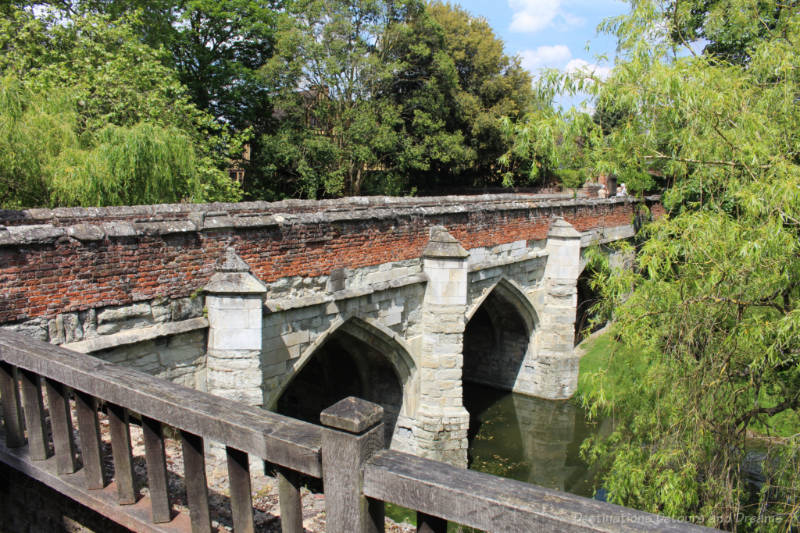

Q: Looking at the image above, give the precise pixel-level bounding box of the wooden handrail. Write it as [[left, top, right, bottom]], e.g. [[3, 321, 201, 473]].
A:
[[363, 449, 717, 533], [0, 329, 721, 533], [0, 330, 321, 477]]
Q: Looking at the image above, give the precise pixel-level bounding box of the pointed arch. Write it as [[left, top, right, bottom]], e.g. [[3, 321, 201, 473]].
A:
[[466, 277, 539, 334], [271, 315, 417, 447], [274, 316, 415, 397], [463, 277, 538, 392]]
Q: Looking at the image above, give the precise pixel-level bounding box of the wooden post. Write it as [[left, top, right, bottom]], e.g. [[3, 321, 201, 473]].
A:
[[74, 391, 105, 489], [277, 467, 304, 533], [108, 403, 136, 504], [320, 397, 386, 533], [142, 416, 171, 523], [45, 379, 78, 474], [180, 430, 211, 533], [19, 369, 48, 461], [0, 362, 24, 448], [226, 446, 255, 533]]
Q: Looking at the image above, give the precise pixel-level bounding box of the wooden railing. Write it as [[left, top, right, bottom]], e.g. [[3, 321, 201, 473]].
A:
[[0, 330, 716, 533]]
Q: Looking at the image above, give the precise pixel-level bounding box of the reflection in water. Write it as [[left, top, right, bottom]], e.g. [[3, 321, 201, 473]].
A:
[[464, 383, 607, 499]]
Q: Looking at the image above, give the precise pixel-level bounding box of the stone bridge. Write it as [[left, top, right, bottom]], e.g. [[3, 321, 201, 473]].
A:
[[0, 193, 661, 465]]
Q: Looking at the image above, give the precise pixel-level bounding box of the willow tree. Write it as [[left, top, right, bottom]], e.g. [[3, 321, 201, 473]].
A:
[[564, 1, 800, 530], [0, 7, 241, 207], [0, 77, 229, 207]]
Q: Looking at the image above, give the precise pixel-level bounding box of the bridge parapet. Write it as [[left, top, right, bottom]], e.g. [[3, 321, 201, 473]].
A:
[[0, 194, 660, 328]]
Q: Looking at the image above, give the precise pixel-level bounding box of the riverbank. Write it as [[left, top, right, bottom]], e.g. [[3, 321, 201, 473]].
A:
[[575, 329, 800, 439]]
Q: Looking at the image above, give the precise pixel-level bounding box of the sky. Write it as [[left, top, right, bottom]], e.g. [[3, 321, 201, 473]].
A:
[[450, 0, 630, 106]]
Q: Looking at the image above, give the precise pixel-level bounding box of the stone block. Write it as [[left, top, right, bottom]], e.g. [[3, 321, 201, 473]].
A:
[[1, 319, 49, 342], [282, 330, 310, 347], [381, 310, 402, 327], [170, 297, 203, 321], [151, 299, 171, 323], [436, 369, 462, 381], [262, 361, 287, 379], [97, 303, 151, 324], [207, 369, 262, 390], [129, 353, 159, 370], [48, 315, 65, 345], [208, 307, 251, 328], [209, 327, 261, 351], [159, 345, 202, 366]]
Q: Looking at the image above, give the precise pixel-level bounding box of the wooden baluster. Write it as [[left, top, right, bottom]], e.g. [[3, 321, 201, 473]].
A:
[[320, 397, 386, 533], [416, 513, 447, 533], [108, 403, 136, 504], [142, 417, 171, 523], [19, 369, 48, 461], [226, 447, 255, 533], [75, 391, 104, 489], [180, 430, 211, 533], [0, 362, 25, 448], [277, 467, 304, 533], [45, 379, 78, 474]]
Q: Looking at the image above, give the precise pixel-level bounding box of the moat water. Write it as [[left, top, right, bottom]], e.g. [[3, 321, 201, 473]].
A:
[[386, 383, 608, 529], [463, 382, 607, 500]]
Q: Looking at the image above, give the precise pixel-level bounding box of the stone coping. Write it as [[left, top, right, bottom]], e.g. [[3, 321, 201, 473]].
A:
[[63, 317, 209, 354], [0, 194, 658, 246]]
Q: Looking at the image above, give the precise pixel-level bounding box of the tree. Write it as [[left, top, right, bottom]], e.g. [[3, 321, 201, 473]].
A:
[[566, 1, 800, 530], [255, 0, 419, 198], [256, 0, 535, 198], [425, 1, 533, 189], [0, 7, 241, 207], [24, 0, 286, 129], [666, 0, 795, 64]]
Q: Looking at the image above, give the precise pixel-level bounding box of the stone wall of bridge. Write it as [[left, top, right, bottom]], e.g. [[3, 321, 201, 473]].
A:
[[0, 194, 654, 326], [0, 193, 659, 465]]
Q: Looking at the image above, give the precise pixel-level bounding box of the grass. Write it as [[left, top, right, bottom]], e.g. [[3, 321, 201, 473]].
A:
[[576, 331, 648, 402], [576, 331, 800, 438]]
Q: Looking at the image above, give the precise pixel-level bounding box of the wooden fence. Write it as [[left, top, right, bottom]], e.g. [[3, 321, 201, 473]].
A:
[[0, 330, 716, 533]]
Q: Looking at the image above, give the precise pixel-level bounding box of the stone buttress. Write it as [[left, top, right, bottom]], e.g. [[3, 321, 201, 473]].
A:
[[412, 227, 471, 466], [531, 218, 582, 399], [204, 248, 266, 407]]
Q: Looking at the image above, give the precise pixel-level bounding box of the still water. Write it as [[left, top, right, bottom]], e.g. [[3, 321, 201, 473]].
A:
[[384, 383, 609, 528], [463, 382, 608, 499]]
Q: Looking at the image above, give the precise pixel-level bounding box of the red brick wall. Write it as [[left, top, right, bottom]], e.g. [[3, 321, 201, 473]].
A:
[[0, 198, 655, 324]]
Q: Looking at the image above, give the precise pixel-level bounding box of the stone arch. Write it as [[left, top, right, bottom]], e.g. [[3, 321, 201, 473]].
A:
[[271, 316, 417, 447], [466, 277, 539, 335], [463, 278, 537, 391]]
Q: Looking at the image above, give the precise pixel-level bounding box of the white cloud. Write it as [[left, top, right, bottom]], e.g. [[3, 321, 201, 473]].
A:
[[565, 58, 612, 80], [508, 0, 584, 32], [509, 0, 561, 32], [519, 45, 572, 71]]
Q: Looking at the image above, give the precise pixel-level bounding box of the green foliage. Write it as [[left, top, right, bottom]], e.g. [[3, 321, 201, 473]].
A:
[[0, 75, 236, 207], [422, 1, 533, 189], [0, 75, 75, 208], [574, 1, 800, 529], [0, 6, 241, 207], [256, 0, 533, 198], [256, 0, 415, 197], [556, 168, 585, 189], [51, 123, 206, 206]]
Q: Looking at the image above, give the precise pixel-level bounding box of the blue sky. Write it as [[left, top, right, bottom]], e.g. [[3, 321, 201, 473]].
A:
[[450, 0, 630, 95]]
